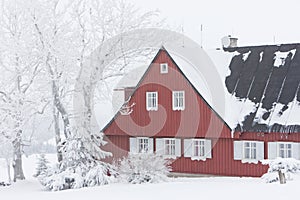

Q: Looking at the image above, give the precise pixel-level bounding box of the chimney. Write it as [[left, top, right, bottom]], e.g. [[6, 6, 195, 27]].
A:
[[222, 35, 238, 48]]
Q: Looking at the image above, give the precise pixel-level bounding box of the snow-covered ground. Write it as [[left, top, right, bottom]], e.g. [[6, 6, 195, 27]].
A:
[[0, 154, 299, 200]]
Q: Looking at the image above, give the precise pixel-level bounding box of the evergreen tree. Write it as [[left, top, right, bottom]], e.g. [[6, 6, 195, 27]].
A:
[[39, 135, 113, 191], [34, 154, 49, 177]]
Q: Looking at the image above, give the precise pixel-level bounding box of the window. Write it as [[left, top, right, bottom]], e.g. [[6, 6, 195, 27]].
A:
[[172, 91, 185, 110], [184, 139, 212, 160], [278, 143, 292, 158], [160, 63, 168, 74], [156, 138, 181, 158], [165, 139, 176, 156], [268, 142, 298, 159], [146, 92, 158, 111], [193, 140, 205, 157], [130, 137, 153, 153], [244, 142, 257, 160], [137, 138, 150, 153], [234, 141, 264, 163]]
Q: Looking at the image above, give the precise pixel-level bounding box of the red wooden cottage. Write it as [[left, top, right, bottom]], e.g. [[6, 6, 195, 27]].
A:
[[101, 43, 300, 177]]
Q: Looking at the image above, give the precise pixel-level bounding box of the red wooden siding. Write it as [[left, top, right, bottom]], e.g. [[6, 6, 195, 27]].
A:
[[103, 135, 269, 177], [102, 135, 129, 163], [104, 49, 231, 139], [172, 138, 268, 177], [235, 132, 300, 161], [236, 131, 300, 142]]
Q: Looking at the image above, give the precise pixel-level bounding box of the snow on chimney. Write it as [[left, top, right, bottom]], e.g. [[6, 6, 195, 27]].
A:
[[222, 35, 238, 48]]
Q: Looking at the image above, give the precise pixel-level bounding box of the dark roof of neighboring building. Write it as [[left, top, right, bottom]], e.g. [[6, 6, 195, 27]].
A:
[[224, 43, 300, 133]]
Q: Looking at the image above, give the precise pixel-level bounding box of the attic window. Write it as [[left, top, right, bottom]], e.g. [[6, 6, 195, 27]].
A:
[[160, 63, 168, 74]]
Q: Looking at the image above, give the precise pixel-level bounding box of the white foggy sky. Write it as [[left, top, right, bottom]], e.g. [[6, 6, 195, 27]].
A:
[[129, 0, 300, 49]]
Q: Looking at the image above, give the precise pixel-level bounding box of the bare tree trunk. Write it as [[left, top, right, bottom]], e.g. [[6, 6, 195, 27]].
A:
[[53, 107, 63, 163], [12, 131, 25, 182], [278, 170, 286, 184]]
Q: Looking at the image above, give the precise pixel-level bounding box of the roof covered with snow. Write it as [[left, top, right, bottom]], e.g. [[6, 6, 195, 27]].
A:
[[224, 44, 300, 132]]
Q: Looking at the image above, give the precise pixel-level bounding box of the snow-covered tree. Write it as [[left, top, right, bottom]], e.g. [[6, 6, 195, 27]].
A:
[[117, 153, 171, 184], [0, 0, 162, 188], [0, 137, 13, 183], [34, 154, 50, 178], [71, 0, 161, 161], [0, 0, 48, 182], [261, 158, 300, 184], [38, 135, 114, 191], [31, 0, 162, 190]]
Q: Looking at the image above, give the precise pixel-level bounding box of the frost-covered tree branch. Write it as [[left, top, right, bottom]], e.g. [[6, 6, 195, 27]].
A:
[[0, 0, 163, 189]]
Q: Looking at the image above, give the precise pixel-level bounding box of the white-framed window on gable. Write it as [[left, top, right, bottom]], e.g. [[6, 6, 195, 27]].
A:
[[146, 92, 158, 111], [184, 138, 212, 161], [156, 138, 181, 158], [234, 140, 264, 164], [130, 137, 153, 154], [278, 143, 292, 158], [172, 91, 185, 111], [160, 63, 168, 74]]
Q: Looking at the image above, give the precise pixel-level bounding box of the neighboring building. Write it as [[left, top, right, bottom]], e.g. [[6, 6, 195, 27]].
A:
[[101, 44, 300, 177]]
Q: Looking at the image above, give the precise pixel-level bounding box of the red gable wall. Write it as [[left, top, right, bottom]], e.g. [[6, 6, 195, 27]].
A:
[[103, 49, 231, 139]]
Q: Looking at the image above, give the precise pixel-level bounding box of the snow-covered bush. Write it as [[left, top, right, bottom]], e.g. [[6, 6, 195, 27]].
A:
[[38, 137, 113, 191], [261, 158, 300, 184], [34, 154, 50, 177], [117, 153, 171, 184]]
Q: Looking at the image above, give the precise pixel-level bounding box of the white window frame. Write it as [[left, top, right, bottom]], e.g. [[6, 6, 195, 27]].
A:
[[243, 141, 257, 160], [160, 63, 168, 74], [172, 91, 185, 111], [164, 139, 176, 156], [156, 138, 181, 158], [137, 137, 150, 153], [146, 92, 158, 111], [192, 139, 205, 157], [234, 140, 264, 164], [278, 142, 292, 158], [184, 139, 212, 161]]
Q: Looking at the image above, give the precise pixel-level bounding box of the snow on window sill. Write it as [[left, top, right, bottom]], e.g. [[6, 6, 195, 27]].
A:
[[173, 107, 184, 111], [241, 159, 258, 164], [191, 156, 207, 161], [147, 107, 158, 111]]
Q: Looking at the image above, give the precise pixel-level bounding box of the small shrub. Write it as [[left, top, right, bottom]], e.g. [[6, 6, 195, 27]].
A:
[[117, 153, 171, 184]]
